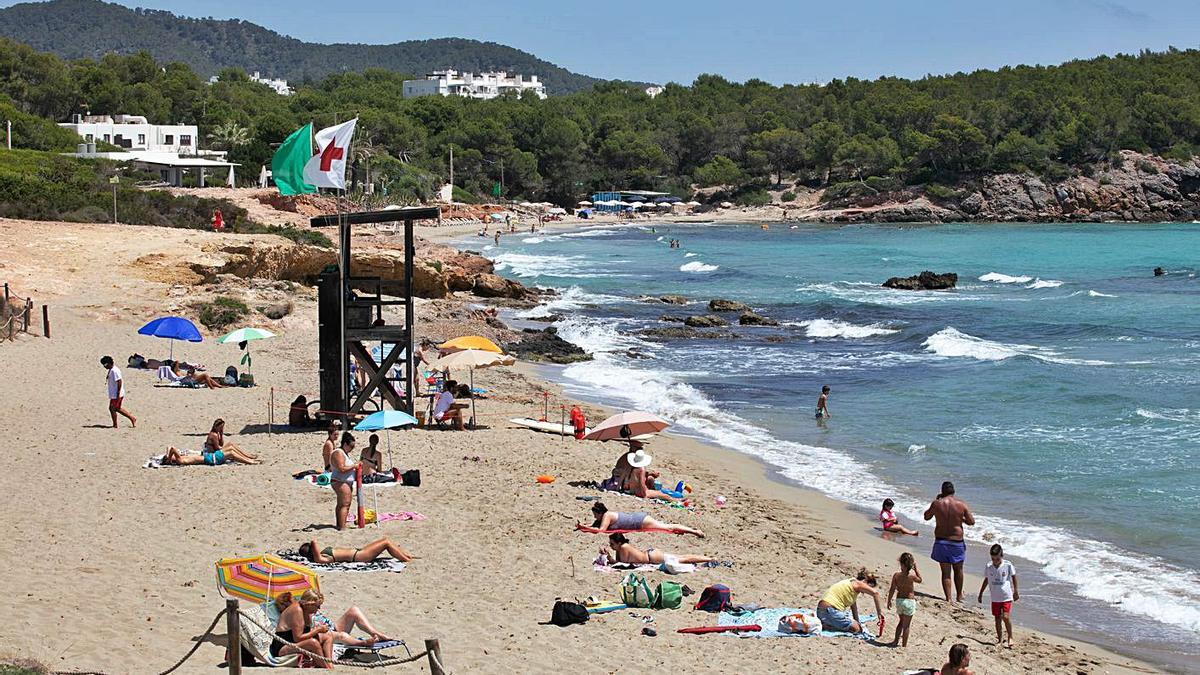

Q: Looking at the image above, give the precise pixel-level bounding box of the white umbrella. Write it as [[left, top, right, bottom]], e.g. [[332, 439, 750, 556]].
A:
[[578, 200, 593, 206], [425, 349, 515, 429], [687, 201, 701, 206], [584, 411, 670, 441]]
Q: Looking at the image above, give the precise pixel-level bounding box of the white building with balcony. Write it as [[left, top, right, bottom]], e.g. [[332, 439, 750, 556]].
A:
[[59, 114, 199, 153], [402, 70, 548, 100]]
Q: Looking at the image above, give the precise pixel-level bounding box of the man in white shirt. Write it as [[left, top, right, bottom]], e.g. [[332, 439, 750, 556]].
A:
[[977, 543, 1018, 648], [432, 380, 463, 430], [101, 355, 136, 428]]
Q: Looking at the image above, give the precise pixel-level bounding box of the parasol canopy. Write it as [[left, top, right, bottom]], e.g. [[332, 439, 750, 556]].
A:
[[215, 554, 320, 603]]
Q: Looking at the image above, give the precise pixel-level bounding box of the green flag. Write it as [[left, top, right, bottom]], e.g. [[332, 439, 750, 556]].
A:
[[271, 123, 316, 196], [492, 182, 502, 197]]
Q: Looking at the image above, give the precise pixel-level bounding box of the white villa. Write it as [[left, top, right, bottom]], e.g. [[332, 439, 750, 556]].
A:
[[402, 70, 548, 100], [59, 114, 237, 187], [207, 71, 293, 96]]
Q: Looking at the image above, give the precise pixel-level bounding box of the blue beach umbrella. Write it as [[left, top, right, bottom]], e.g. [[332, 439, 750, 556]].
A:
[[138, 316, 202, 360], [353, 409, 419, 506]]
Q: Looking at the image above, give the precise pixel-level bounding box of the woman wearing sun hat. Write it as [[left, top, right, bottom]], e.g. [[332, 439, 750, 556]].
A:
[[620, 443, 684, 502]]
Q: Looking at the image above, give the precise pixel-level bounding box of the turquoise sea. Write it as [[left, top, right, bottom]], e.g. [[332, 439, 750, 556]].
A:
[[475, 222, 1199, 666]]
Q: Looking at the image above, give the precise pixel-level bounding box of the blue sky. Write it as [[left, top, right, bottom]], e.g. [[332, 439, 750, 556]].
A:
[[10, 0, 1200, 83]]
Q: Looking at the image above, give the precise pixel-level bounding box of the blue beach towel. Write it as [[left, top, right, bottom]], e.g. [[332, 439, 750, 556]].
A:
[[716, 607, 876, 639]]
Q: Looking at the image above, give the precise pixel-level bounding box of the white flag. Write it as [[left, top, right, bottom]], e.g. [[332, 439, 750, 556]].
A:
[[303, 118, 357, 190]]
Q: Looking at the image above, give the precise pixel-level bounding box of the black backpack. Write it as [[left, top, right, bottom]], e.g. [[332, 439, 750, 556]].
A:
[[401, 469, 421, 487], [543, 600, 589, 627]]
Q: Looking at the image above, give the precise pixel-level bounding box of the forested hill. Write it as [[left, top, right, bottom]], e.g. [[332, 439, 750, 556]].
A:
[[0, 0, 605, 93]]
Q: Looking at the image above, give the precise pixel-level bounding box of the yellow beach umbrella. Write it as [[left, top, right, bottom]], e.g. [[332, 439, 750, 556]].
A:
[[438, 335, 503, 354], [215, 554, 320, 604]]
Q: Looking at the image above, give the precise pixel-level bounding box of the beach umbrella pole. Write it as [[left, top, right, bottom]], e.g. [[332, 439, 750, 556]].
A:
[[470, 367, 478, 430]]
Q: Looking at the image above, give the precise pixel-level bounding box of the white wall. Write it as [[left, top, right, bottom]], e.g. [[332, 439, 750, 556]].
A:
[[60, 122, 199, 153]]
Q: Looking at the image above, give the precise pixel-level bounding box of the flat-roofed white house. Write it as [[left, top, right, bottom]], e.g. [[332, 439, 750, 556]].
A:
[[59, 114, 200, 153], [402, 70, 548, 100]]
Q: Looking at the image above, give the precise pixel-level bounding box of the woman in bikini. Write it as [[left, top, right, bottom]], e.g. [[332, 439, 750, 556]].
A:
[[599, 533, 716, 565], [162, 419, 259, 465], [589, 502, 704, 537], [205, 418, 255, 459], [271, 591, 334, 668], [329, 432, 361, 530], [321, 422, 341, 472], [298, 536, 416, 563]]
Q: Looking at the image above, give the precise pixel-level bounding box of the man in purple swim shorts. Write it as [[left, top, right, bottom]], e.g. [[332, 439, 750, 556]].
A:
[[924, 481, 975, 602]]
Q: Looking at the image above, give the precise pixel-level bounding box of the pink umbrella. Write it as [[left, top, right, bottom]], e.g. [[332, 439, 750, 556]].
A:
[[583, 411, 670, 441]]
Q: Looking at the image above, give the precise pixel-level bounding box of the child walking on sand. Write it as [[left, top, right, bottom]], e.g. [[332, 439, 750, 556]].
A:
[[880, 498, 919, 536], [977, 543, 1019, 647], [886, 552, 923, 647]]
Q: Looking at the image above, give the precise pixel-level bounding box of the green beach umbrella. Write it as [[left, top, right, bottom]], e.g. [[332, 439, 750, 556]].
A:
[[217, 327, 276, 375]]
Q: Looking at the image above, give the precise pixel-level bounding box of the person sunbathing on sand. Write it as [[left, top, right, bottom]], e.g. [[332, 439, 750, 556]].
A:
[[299, 536, 416, 563], [271, 591, 334, 667], [164, 363, 226, 389], [590, 502, 704, 537], [205, 418, 256, 459], [163, 444, 259, 466], [599, 533, 715, 565], [610, 445, 684, 502]]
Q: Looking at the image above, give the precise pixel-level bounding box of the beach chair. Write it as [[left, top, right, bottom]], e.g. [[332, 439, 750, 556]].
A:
[[236, 601, 300, 667]]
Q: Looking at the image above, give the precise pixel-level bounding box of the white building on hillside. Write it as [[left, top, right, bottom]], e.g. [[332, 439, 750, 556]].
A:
[[208, 72, 293, 96], [402, 70, 547, 100], [645, 85, 664, 98], [59, 114, 199, 153]]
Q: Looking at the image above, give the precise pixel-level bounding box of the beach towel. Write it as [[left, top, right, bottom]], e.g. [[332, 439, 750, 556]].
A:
[[143, 452, 233, 468], [348, 511, 426, 524], [276, 550, 407, 574], [716, 607, 876, 639], [297, 475, 404, 489]]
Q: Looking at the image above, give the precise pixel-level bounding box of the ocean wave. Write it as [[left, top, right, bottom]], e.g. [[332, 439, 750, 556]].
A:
[[1088, 290, 1118, 298], [923, 327, 1110, 365], [561, 228, 619, 238], [907, 444, 926, 453], [789, 318, 900, 339], [1026, 278, 1064, 289], [492, 252, 624, 279], [680, 261, 719, 272], [980, 272, 1033, 284], [1136, 408, 1200, 423], [521, 236, 545, 244], [684, 252, 698, 258], [553, 329, 1200, 633], [513, 286, 626, 318], [795, 281, 976, 306]]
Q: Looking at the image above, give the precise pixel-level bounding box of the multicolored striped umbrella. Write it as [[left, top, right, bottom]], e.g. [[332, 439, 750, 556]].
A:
[[215, 554, 320, 603]]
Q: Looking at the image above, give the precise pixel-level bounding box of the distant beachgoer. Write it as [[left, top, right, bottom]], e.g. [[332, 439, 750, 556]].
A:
[[433, 380, 464, 430], [880, 498, 918, 536], [299, 536, 416, 563], [330, 432, 361, 530], [923, 481, 975, 601], [321, 421, 341, 472], [202, 418, 257, 463], [599, 533, 715, 565], [815, 385, 831, 419], [1154, 266, 1165, 276], [100, 356, 136, 428], [887, 552, 923, 647], [493, 231, 501, 246], [359, 433, 386, 474], [163, 443, 259, 466], [589, 502, 704, 537], [816, 568, 885, 635], [940, 643, 974, 675], [163, 363, 226, 389], [289, 395, 314, 427], [271, 590, 334, 666], [977, 543, 1018, 648]]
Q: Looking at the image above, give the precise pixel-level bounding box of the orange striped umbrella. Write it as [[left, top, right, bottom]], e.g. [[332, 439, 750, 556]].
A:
[[438, 335, 503, 353], [215, 554, 320, 604]]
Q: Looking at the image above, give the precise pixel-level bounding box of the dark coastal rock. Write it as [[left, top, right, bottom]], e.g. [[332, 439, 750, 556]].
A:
[[660, 315, 688, 323], [883, 271, 958, 291], [640, 327, 738, 340], [261, 302, 292, 320], [660, 294, 690, 305], [738, 311, 779, 326], [524, 314, 563, 323], [504, 327, 591, 364], [685, 314, 730, 327], [708, 298, 750, 312], [473, 273, 525, 299]]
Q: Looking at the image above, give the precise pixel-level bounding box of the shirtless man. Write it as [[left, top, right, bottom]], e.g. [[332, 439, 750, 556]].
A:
[[923, 481, 975, 602], [815, 385, 831, 419]]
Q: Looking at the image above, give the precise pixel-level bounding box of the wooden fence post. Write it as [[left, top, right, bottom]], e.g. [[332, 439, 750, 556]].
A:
[[226, 598, 242, 675], [41, 304, 49, 338], [23, 298, 31, 332], [424, 639, 446, 675]]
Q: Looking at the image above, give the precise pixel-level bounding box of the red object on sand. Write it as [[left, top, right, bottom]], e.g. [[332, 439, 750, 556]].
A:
[[677, 625, 762, 634], [570, 405, 587, 440], [212, 209, 224, 231]]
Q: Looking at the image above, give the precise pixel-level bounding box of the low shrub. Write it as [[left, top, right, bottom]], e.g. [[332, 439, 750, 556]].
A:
[[735, 189, 771, 206], [781, 191, 797, 202], [924, 183, 961, 200], [196, 296, 249, 330]]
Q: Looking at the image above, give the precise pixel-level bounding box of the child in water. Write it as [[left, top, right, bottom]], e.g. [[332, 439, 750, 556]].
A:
[[886, 552, 923, 647], [880, 498, 919, 536], [815, 385, 831, 419]]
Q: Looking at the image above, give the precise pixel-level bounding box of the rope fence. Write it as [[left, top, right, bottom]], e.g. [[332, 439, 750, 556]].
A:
[[1, 281, 49, 342]]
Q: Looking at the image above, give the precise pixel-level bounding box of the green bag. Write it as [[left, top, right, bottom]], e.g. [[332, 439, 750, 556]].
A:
[[654, 581, 683, 610], [620, 573, 656, 608]]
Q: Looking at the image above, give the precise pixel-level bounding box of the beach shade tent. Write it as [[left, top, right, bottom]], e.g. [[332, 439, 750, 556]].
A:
[[425, 349, 516, 428], [548, 207, 567, 215], [354, 409, 420, 517], [137, 316, 202, 360], [217, 327, 276, 375], [578, 200, 593, 206], [215, 554, 320, 604], [438, 335, 503, 354], [584, 411, 671, 442]]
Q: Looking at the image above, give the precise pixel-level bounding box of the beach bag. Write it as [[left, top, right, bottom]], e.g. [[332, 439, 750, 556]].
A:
[[224, 366, 239, 384], [659, 554, 695, 575], [620, 573, 657, 609], [543, 600, 589, 627], [694, 584, 732, 612], [778, 609, 822, 635], [654, 581, 683, 610], [401, 469, 421, 487]]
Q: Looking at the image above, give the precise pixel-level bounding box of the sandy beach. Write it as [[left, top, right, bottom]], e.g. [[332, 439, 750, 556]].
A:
[[0, 216, 1165, 674]]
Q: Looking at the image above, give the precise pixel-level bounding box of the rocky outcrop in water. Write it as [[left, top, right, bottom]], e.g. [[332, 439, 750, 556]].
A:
[[883, 271, 958, 290], [738, 311, 779, 326], [708, 298, 750, 312], [504, 327, 591, 364], [685, 314, 730, 327]]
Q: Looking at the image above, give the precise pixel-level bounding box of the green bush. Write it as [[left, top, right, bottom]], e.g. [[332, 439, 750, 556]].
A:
[[1098, 174, 1114, 185], [866, 175, 902, 192], [781, 191, 797, 202], [735, 189, 771, 206], [451, 186, 477, 203], [196, 296, 249, 330], [1137, 159, 1159, 174], [924, 183, 961, 200]]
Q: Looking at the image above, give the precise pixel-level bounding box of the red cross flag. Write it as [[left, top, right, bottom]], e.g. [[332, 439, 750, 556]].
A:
[[303, 118, 358, 190]]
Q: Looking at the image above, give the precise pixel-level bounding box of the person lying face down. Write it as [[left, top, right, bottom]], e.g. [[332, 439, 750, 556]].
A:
[[599, 533, 716, 566], [589, 502, 704, 537]]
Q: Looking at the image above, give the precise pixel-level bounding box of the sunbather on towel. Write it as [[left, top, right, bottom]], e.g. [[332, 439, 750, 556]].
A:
[[606, 443, 683, 502], [299, 536, 416, 563], [162, 445, 259, 466], [204, 418, 258, 460], [160, 363, 226, 389], [599, 533, 715, 565], [290, 589, 395, 647], [590, 501, 704, 537]]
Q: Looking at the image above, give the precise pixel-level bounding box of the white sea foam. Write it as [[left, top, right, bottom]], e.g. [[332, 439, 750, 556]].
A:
[[561, 228, 619, 238], [522, 236, 545, 244], [513, 287, 626, 319], [492, 252, 628, 279], [552, 322, 1200, 633], [1136, 408, 1200, 423], [923, 327, 1110, 365], [796, 281, 977, 306], [684, 252, 698, 258], [680, 261, 719, 272], [980, 272, 1034, 284], [1088, 290, 1118, 298], [907, 444, 926, 453], [790, 319, 900, 339], [1026, 278, 1064, 289]]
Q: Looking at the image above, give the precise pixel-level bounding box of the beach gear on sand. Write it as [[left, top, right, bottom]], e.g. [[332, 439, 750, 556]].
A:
[[659, 555, 695, 575], [536, 474, 556, 484], [438, 335, 503, 353], [585, 601, 626, 614], [620, 573, 658, 608], [584, 411, 670, 442], [276, 551, 407, 574], [138, 316, 202, 360], [931, 538, 967, 564], [778, 609, 823, 635], [215, 554, 320, 603], [543, 600, 590, 627], [718, 607, 877, 639], [655, 581, 684, 609], [695, 584, 732, 613], [677, 624, 762, 635]]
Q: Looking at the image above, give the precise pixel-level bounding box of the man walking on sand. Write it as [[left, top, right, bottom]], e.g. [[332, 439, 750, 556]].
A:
[[924, 480, 974, 601], [101, 355, 136, 428]]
